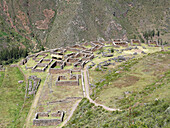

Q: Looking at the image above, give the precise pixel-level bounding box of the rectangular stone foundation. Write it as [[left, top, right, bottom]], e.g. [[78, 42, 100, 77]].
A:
[[33, 119, 61, 126], [56, 81, 79, 86]]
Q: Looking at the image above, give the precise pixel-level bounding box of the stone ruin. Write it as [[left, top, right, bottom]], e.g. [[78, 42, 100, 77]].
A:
[[49, 47, 95, 74], [113, 39, 128, 47], [32, 58, 53, 72], [130, 39, 141, 46], [27, 76, 41, 95], [33, 111, 65, 126], [148, 40, 160, 47], [20, 58, 27, 65], [56, 74, 80, 86], [48, 97, 82, 105]]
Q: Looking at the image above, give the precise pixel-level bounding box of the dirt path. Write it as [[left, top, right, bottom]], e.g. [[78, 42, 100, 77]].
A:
[[24, 73, 50, 128], [59, 99, 82, 128], [83, 68, 121, 111]]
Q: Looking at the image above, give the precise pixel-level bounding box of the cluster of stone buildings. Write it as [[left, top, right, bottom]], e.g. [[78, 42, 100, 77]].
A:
[[21, 39, 160, 73], [19, 38, 161, 127]]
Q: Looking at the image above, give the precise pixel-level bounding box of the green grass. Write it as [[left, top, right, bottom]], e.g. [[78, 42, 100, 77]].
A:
[[65, 95, 170, 128], [19, 63, 50, 127], [35, 73, 83, 128], [26, 58, 38, 67], [84, 45, 92, 49], [65, 52, 170, 128], [72, 72, 81, 75], [38, 116, 61, 120], [64, 51, 73, 55], [44, 53, 52, 59], [0, 31, 8, 37], [0, 71, 5, 87], [36, 67, 44, 70], [90, 51, 170, 108], [54, 65, 61, 69], [64, 65, 73, 70], [0, 67, 34, 128]]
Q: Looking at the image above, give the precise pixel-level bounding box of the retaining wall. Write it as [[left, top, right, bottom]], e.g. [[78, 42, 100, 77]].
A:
[[56, 81, 79, 86], [33, 119, 61, 126], [49, 68, 70, 74]]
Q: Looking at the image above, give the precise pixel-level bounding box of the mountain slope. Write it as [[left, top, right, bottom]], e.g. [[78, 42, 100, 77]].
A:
[[0, 0, 169, 49], [64, 51, 170, 128]]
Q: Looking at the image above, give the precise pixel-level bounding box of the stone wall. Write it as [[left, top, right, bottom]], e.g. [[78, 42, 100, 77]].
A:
[[70, 44, 86, 50], [50, 61, 63, 68], [56, 81, 79, 86], [57, 76, 67, 81], [33, 119, 61, 126], [71, 70, 81, 74], [73, 67, 82, 70], [28, 76, 41, 95], [64, 62, 72, 66], [36, 112, 49, 117], [49, 68, 71, 74], [37, 63, 48, 67], [131, 39, 141, 46], [66, 47, 80, 52], [20, 58, 27, 65], [69, 75, 77, 80], [92, 41, 104, 46], [33, 111, 65, 126], [64, 52, 76, 59], [148, 40, 159, 47], [115, 42, 128, 47], [66, 58, 80, 63]]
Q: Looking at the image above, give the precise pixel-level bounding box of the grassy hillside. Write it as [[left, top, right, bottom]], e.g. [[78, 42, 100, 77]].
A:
[[64, 51, 170, 128], [0, 0, 169, 49], [0, 66, 33, 128]]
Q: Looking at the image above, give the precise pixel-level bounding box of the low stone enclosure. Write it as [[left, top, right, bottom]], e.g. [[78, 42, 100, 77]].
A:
[[130, 39, 141, 46], [27, 76, 41, 95], [32, 58, 53, 72], [33, 111, 65, 126], [56, 74, 80, 86], [148, 40, 159, 47], [113, 39, 128, 47]]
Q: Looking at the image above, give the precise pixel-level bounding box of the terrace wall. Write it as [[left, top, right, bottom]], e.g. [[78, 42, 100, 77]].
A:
[[56, 81, 79, 86], [49, 69, 70, 74], [33, 119, 61, 126]]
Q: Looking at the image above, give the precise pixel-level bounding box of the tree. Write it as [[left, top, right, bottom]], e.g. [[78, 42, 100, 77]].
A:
[[152, 30, 155, 37], [111, 48, 114, 53], [40, 45, 45, 51], [157, 31, 160, 37]]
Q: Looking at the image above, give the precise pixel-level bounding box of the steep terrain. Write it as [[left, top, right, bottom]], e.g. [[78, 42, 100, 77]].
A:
[[65, 51, 170, 128], [0, 66, 33, 127], [0, 0, 169, 49]]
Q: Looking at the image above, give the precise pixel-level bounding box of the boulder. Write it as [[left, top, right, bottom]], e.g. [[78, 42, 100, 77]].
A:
[[18, 80, 24, 83], [142, 46, 146, 49], [133, 52, 137, 55], [141, 51, 147, 54], [134, 46, 138, 49]]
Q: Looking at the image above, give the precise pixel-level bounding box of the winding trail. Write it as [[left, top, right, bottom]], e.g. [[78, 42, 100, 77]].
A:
[[83, 68, 121, 111], [59, 68, 121, 127]]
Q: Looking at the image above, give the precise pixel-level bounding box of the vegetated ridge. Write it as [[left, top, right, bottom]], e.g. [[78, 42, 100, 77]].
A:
[[0, 0, 169, 50]]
